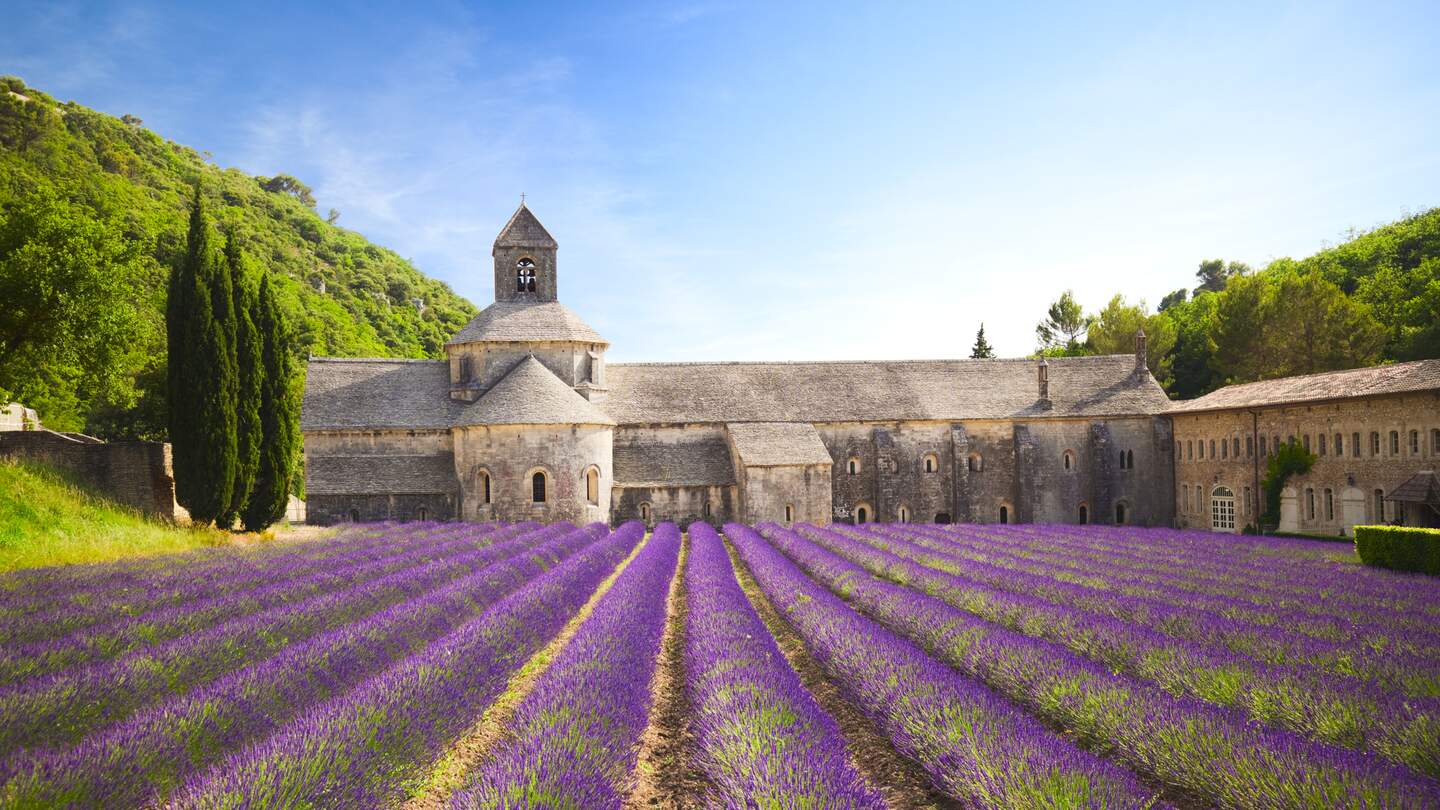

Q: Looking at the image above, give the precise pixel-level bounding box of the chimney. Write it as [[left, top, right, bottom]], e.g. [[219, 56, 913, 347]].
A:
[[1134, 327, 1148, 374], [1037, 358, 1050, 405]]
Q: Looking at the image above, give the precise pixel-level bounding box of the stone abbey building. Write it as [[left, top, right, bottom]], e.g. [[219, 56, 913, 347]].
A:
[[302, 203, 1440, 533]]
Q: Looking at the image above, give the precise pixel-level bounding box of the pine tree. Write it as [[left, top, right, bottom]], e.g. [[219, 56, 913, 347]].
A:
[[242, 271, 300, 531], [970, 323, 996, 359], [222, 234, 262, 526], [168, 188, 237, 525]]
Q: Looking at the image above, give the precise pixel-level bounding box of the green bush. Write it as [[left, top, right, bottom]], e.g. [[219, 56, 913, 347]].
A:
[[1354, 525, 1440, 575]]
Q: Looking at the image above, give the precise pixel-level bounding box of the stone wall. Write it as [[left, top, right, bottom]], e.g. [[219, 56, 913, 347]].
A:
[[453, 423, 612, 525], [611, 484, 735, 528], [307, 493, 456, 524], [0, 430, 179, 518], [736, 464, 832, 526], [1172, 391, 1440, 535], [447, 341, 603, 400]]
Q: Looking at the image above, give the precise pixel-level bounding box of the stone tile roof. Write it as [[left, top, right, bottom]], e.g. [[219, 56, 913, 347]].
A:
[[493, 203, 557, 248], [613, 434, 736, 486], [446, 301, 606, 346], [302, 359, 457, 431], [1385, 471, 1440, 509], [455, 356, 616, 427], [602, 355, 1170, 424], [727, 422, 833, 467], [306, 453, 458, 495], [1168, 359, 1440, 414]]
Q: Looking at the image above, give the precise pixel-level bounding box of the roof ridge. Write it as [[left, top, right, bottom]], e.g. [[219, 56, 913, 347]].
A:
[[1193, 358, 1439, 393], [607, 354, 1135, 368], [307, 357, 445, 364]]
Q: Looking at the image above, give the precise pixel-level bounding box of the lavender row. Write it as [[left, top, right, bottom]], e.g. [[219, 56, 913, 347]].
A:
[[724, 523, 1161, 809], [804, 524, 1440, 778], [859, 524, 1440, 695], [681, 522, 883, 809], [0, 522, 608, 808], [931, 523, 1440, 616], [0, 523, 516, 683], [0, 523, 567, 757], [763, 524, 1440, 808], [448, 523, 682, 809], [170, 521, 645, 810], [0, 521, 499, 649], [0, 521, 404, 614], [903, 524, 1440, 641]]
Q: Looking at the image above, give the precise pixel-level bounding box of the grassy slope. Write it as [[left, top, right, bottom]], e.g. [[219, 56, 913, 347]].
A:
[[0, 460, 225, 572]]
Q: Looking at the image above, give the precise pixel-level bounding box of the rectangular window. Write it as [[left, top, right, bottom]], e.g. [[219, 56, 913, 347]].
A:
[[1221, 440, 1228, 460], [1318, 434, 1326, 456], [1306, 488, 1315, 521], [1391, 431, 1400, 455], [1354, 432, 1362, 458], [1209, 439, 1216, 459], [1246, 436, 1254, 457], [1302, 434, 1311, 453], [1371, 432, 1381, 456], [1259, 436, 1267, 456], [1410, 430, 1420, 455], [1324, 489, 1334, 521], [1334, 432, 1343, 457], [1243, 486, 1252, 515], [1232, 437, 1240, 458], [1187, 440, 1193, 461], [1199, 442, 1205, 460]]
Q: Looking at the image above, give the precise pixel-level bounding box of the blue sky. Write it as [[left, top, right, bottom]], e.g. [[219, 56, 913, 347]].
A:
[[6, 1, 1439, 361]]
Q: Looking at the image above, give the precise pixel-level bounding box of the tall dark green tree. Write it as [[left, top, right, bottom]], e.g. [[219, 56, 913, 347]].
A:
[[168, 189, 237, 526], [242, 271, 300, 531], [221, 234, 262, 527], [969, 323, 996, 359]]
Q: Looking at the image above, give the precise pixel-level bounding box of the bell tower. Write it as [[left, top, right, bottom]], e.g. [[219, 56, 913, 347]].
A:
[[492, 200, 558, 303]]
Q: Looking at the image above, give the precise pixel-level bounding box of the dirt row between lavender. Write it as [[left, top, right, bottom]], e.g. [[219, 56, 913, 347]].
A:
[[722, 535, 956, 810]]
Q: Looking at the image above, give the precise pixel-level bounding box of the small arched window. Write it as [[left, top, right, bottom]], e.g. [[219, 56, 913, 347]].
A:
[[1187, 440, 1193, 460], [417, 507, 428, 521], [1333, 433, 1343, 457], [1063, 450, 1074, 471], [349, 509, 360, 523], [897, 505, 910, 523], [1246, 436, 1254, 457], [923, 453, 938, 474], [1390, 430, 1400, 455], [1232, 437, 1239, 458], [847, 457, 860, 476], [1302, 434, 1311, 453], [703, 501, 712, 518], [1305, 487, 1315, 520], [785, 504, 794, 523], [968, 454, 983, 472], [1410, 430, 1420, 455], [855, 504, 870, 525], [1371, 431, 1381, 456], [1078, 504, 1088, 524], [1259, 436, 1267, 456], [585, 467, 600, 505], [640, 502, 651, 523], [1126, 449, 1135, 470], [1114, 502, 1127, 525], [1221, 440, 1228, 460], [516, 258, 537, 292], [532, 471, 547, 503], [1324, 488, 1334, 521], [998, 505, 1009, 524]]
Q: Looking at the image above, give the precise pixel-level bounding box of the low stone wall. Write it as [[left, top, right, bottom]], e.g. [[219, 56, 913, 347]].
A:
[[306, 493, 456, 525], [0, 430, 180, 518]]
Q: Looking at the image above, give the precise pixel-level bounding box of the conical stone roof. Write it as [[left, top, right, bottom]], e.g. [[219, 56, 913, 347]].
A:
[[446, 301, 606, 346], [455, 355, 615, 427]]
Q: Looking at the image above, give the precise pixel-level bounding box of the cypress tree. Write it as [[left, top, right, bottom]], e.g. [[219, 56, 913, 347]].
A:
[[169, 188, 237, 525], [221, 235, 262, 526], [970, 323, 996, 359], [242, 271, 300, 531]]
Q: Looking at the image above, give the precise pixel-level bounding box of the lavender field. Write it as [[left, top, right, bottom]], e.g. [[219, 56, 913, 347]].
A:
[[1, 520, 1437, 809]]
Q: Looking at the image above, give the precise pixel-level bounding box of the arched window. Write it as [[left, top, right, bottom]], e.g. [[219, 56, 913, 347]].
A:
[[1333, 433, 1343, 457], [1302, 434, 1310, 453], [703, 501, 712, 518], [897, 505, 910, 523], [349, 509, 360, 523], [1324, 488, 1334, 521], [1114, 502, 1127, 525], [1063, 450, 1075, 471], [854, 504, 870, 525], [1305, 487, 1315, 520], [1209, 439, 1216, 459], [1187, 440, 1193, 460], [847, 457, 859, 476], [585, 467, 600, 505], [1221, 440, 1228, 460], [1318, 434, 1326, 456], [516, 258, 537, 292], [1198, 442, 1204, 460], [1353, 432, 1362, 458], [1126, 449, 1135, 470], [1232, 437, 1240, 458], [482, 471, 492, 504], [1410, 430, 1420, 455], [1371, 431, 1381, 456], [923, 453, 938, 473], [639, 502, 651, 523], [785, 504, 795, 523], [998, 505, 1009, 524], [1078, 504, 1088, 525], [1119, 448, 1127, 467], [1389, 430, 1399, 455], [1246, 436, 1254, 457], [1211, 486, 1235, 531], [968, 453, 983, 472], [1374, 488, 1386, 521], [531, 471, 547, 503], [417, 507, 428, 521]]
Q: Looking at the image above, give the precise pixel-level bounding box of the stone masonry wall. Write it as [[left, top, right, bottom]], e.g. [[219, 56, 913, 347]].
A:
[[453, 423, 612, 525], [612, 484, 736, 528], [0, 430, 179, 518], [1172, 391, 1440, 535]]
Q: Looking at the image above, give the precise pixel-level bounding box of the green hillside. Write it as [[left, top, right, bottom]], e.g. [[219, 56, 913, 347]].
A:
[[0, 459, 226, 572], [0, 76, 477, 437]]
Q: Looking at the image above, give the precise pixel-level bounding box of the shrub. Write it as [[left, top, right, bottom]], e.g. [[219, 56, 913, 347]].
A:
[[1354, 525, 1440, 575]]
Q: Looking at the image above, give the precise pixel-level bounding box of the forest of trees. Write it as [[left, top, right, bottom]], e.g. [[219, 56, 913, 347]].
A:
[[0, 77, 476, 438], [1029, 207, 1440, 399]]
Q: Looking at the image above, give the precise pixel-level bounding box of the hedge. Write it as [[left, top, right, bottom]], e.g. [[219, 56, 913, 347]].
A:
[[1353, 525, 1440, 575]]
